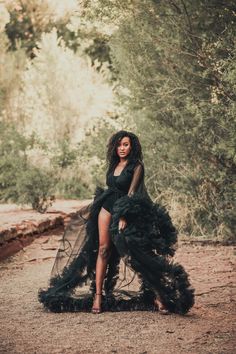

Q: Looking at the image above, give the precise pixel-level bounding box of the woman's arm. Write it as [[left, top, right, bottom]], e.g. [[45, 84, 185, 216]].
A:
[[118, 162, 144, 232], [127, 162, 144, 196]]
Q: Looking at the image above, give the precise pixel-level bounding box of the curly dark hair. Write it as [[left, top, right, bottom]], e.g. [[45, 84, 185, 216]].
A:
[[106, 130, 143, 174]]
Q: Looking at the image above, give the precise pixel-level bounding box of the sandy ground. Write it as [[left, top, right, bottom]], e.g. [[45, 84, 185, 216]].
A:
[[0, 229, 235, 354]]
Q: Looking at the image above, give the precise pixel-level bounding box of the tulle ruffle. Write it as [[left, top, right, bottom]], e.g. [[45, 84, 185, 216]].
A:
[[38, 189, 194, 314]]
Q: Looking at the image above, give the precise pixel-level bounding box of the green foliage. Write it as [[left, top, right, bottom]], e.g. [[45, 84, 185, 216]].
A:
[[4, 0, 80, 56], [0, 2, 117, 209], [92, 0, 236, 239], [1, 0, 235, 240], [84, 35, 113, 72], [51, 120, 119, 200], [0, 32, 27, 117], [56, 175, 91, 200], [4, 0, 113, 66], [50, 139, 94, 199], [15, 166, 55, 213], [0, 121, 99, 207], [0, 122, 56, 212], [51, 139, 79, 169], [14, 29, 114, 144]]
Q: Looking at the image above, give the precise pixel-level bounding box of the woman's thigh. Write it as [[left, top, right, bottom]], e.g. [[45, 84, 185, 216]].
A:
[[98, 207, 112, 245]]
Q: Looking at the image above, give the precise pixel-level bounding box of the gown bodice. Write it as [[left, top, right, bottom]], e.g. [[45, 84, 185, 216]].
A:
[[102, 163, 135, 214], [106, 163, 133, 194]]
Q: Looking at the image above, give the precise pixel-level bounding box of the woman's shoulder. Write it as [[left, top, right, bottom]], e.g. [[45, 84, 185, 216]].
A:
[[134, 159, 144, 168], [127, 159, 144, 172]]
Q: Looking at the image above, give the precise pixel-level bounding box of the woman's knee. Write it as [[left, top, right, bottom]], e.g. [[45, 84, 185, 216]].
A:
[[98, 243, 111, 260]]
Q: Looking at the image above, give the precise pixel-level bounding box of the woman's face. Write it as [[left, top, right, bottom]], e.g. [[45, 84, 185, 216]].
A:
[[116, 136, 132, 159]]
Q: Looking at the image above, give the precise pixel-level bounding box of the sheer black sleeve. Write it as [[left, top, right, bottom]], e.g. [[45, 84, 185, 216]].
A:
[[128, 162, 144, 197]]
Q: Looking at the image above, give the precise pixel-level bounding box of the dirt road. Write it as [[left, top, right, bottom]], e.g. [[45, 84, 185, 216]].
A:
[[0, 229, 235, 354]]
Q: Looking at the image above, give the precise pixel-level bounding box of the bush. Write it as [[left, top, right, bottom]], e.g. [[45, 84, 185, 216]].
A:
[[16, 166, 56, 213], [51, 139, 79, 169], [0, 122, 56, 212]]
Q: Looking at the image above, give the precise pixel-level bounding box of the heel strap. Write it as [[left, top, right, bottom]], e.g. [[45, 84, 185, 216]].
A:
[[96, 293, 102, 295]]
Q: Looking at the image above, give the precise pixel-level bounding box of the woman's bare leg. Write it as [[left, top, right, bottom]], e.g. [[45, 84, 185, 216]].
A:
[[92, 207, 112, 311], [154, 297, 170, 315]]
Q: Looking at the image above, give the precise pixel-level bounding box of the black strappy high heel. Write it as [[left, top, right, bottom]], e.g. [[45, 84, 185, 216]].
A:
[[91, 293, 102, 314]]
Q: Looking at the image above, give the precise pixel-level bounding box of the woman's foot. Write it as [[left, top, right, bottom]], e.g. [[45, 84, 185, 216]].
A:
[[91, 293, 102, 314], [154, 298, 170, 315]]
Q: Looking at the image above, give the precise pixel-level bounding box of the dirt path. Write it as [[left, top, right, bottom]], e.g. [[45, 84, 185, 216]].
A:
[[0, 229, 235, 354]]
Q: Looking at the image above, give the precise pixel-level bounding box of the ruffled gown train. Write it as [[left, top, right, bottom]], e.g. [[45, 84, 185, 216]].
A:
[[38, 160, 194, 314]]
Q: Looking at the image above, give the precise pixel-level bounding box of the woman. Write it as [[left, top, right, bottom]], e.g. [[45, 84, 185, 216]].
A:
[[38, 131, 194, 315]]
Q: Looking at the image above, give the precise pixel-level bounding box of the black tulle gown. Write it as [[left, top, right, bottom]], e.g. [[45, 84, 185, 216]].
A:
[[38, 160, 194, 314]]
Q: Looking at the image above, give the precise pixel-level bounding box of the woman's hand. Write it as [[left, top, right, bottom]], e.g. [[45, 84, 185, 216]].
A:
[[118, 217, 127, 232]]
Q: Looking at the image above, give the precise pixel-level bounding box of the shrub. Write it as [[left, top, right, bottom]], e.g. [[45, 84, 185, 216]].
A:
[[16, 166, 56, 213], [0, 122, 56, 212]]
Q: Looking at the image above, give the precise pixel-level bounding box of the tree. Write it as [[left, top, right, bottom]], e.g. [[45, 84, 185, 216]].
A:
[[89, 0, 236, 239]]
